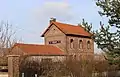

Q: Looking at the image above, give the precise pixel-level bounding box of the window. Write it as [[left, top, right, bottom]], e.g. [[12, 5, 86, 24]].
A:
[[87, 41, 91, 49], [57, 40, 61, 43], [79, 40, 83, 49], [49, 41, 52, 44], [70, 39, 74, 49], [49, 40, 61, 44]]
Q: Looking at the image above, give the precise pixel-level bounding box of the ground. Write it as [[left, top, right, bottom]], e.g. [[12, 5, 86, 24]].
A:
[[0, 72, 8, 77]]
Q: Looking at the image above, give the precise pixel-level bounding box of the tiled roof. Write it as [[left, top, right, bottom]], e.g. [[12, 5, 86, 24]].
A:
[[13, 43, 65, 55], [41, 21, 92, 37]]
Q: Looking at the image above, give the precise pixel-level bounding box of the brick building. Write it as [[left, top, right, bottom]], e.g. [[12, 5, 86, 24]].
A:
[[8, 18, 94, 77], [10, 18, 94, 58], [42, 18, 94, 58]]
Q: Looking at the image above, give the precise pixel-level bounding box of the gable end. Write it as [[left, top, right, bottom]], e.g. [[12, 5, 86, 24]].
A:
[[41, 23, 65, 37]]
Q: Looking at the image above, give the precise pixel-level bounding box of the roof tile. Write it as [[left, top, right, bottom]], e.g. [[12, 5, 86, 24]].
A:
[[41, 21, 92, 37], [13, 43, 65, 55]]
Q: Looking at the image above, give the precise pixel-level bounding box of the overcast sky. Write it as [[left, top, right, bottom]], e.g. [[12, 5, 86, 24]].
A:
[[0, 0, 109, 53]]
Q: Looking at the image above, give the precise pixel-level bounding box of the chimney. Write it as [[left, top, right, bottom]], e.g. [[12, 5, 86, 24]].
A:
[[50, 17, 56, 23]]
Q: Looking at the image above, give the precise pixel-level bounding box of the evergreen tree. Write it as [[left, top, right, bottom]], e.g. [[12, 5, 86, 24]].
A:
[[95, 24, 120, 66], [95, 0, 120, 68], [96, 0, 120, 27], [79, 19, 93, 33]]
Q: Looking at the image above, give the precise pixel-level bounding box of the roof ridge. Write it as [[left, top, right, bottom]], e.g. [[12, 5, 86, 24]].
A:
[[54, 21, 78, 27], [54, 21, 88, 31]]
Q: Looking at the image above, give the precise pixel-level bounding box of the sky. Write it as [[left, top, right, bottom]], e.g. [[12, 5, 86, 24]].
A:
[[0, 0, 109, 53]]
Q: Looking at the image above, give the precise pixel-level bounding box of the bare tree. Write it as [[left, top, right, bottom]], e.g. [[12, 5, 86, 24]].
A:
[[0, 20, 17, 66], [0, 21, 17, 49]]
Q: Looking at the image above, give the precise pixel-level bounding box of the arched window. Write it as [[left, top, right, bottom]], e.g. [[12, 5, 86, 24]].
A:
[[79, 40, 83, 49], [70, 39, 74, 49], [87, 41, 91, 49]]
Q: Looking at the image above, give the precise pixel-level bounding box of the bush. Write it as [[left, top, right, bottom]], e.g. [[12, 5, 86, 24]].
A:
[[19, 55, 119, 77]]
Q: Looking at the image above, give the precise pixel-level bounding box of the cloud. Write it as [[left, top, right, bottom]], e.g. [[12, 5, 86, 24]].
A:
[[31, 1, 74, 23]]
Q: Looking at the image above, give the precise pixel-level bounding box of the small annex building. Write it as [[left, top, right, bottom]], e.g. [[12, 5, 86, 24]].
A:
[[10, 43, 65, 61]]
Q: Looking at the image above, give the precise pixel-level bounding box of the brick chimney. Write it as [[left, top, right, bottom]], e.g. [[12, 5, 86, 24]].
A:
[[50, 17, 56, 23]]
